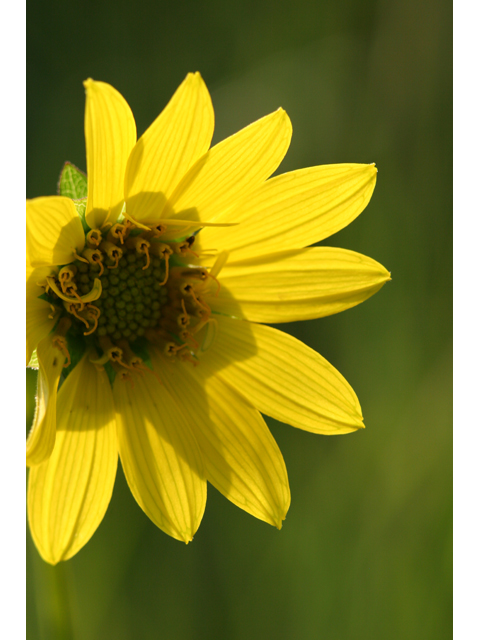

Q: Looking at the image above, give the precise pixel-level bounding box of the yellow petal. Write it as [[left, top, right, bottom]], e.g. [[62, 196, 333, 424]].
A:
[[160, 356, 290, 528], [202, 316, 364, 434], [200, 164, 377, 259], [84, 78, 137, 229], [26, 297, 58, 365], [210, 247, 391, 322], [26, 263, 59, 364], [26, 263, 55, 300], [26, 336, 67, 466], [26, 197, 85, 267], [165, 108, 292, 223], [125, 72, 214, 226], [27, 354, 118, 564], [113, 367, 206, 542]]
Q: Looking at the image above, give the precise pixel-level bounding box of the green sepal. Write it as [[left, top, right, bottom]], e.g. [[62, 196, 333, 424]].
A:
[[60, 331, 87, 384], [28, 349, 39, 369], [73, 198, 90, 232], [58, 162, 88, 200], [127, 227, 144, 237], [131, 337, 154, 371], [103, 361, 117, 387]]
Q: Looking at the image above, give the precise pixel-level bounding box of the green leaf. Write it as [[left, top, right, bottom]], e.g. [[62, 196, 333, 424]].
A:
[[28, 349, 39, 369], [60, 331, 87, 384], [103, 361, 117, 387], [131, 337, 154, 370], [57, 162, 88, 200], [73, 198, 90, 232]]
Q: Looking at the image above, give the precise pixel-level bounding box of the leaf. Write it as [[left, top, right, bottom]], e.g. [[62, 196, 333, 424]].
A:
[[57, 162, 88, 200], [73, 198, 89, 232], [60, 331, 87, 383], [103, 361, 117, 387], [130, 337, 154, 370], [28, 348, 39, 369]]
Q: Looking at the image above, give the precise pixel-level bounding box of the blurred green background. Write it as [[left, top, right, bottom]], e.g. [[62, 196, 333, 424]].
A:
[[26, 0, 452, 638]]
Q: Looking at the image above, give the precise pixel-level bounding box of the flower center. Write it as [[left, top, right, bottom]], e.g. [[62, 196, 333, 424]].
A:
[[43, 222, 219, 381], [77, 250, 168, 342]]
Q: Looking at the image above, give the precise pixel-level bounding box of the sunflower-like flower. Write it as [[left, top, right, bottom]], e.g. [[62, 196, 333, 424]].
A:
[[26, 73, 389, 564]]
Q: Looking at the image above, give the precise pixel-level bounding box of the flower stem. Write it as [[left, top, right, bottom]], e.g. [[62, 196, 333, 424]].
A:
[[29, 537, 76, 640]]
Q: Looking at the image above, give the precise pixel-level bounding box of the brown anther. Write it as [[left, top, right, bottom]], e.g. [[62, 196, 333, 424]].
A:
[[144, 224, 167, 240], [116, 340, 143, 370], [167, 342, 189, 356], [178, 299, 190, 327], [82, 248, 102, 262], [108, 250, 121, 269], [83, 304, 101, 336], [101, 340, 133, 370], [59, 271, 72, 282], [67, 303, 89, 328], [111, 361, 135, 387], [48, 304, 57, 320], [126, 235, 150, 252], [82, 248, 104, 275], [122, 220, 133, 237], [107, 223, 129, 245], [100, 239, 124, 264], [189, 304, 209, 319], [171, 239, 200, 258], [179, 350, 198, 366], [140, 365, 163, 384], [86, 229, 102, 248], [87, 304, 101, 319], [180, 284, 207, 312], [92, 254, 104, 276], [59, 266, 76, 294], [122, 373, 135, 389], [111, 350, 130, 368], [158, 252, 170, 285], [52, 337, 71, 368], [66, 286, 85, 310], [60, 280, 70, 295], [181, 268, 208, 281], [52, 318, 72, 367], [181, 330, 199, 349], [142, 244, 151, 270], [150, 242, 173, 285], [191, 313, 213, 336]]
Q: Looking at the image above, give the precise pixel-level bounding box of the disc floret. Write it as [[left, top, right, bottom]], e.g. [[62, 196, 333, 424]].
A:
[[42, 222, 218, 378]]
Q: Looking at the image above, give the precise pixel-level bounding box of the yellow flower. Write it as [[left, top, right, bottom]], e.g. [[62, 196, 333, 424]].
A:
[[26, 73, 390, 564]]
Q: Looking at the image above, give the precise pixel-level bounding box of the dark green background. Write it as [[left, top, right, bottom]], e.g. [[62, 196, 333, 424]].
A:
[[27, 0, 452, 638]]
